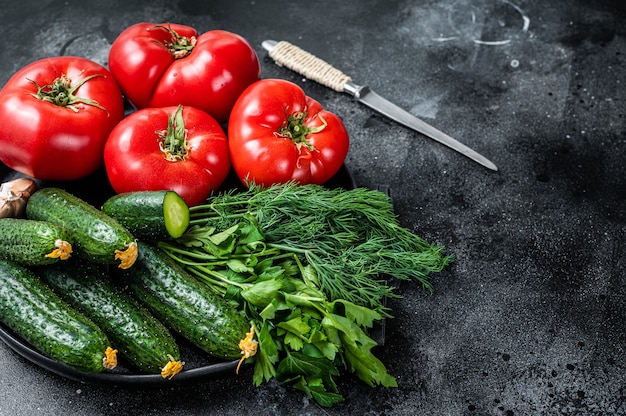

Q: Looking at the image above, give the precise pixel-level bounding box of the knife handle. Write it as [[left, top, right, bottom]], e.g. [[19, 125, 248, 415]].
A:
[[262, 40, 352, 92]]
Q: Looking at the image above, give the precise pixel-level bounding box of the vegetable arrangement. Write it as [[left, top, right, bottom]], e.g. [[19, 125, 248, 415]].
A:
[[0, 20, 453, 407], [157, 182, 451, 405], [0, 185, 251, 379]]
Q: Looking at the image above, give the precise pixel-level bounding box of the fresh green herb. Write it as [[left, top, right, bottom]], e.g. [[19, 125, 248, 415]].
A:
[[157, 182, 452, 406], [171, 182, 451, 313]]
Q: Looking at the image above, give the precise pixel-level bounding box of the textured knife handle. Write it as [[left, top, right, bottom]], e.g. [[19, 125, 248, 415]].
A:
[[266, 40, 352, 92]]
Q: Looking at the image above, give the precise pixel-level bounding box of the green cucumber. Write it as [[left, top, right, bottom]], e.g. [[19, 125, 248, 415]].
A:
[[26, 187, 137, 269], [102, 191, 190, 240], [118, 241, 249, 361], [0, 259, 117, 373], [37, 259, 184, 378], [0, 218, 74, 265]]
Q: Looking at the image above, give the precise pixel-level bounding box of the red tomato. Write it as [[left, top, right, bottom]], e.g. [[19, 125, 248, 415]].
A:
[[0, 56, 124, 181], [108, 23, 261, 124], [104, 105, 230, 207], [228, 79, 350, 187]]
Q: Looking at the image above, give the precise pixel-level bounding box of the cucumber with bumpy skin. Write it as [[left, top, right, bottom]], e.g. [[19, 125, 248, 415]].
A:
[[118, 241, 250, 361], [26, 187, 138, 269], [0, 259, 117, 373], [37, 259, 184, 378], [102, 191, 190, 240], [0, 218, 73, 265]]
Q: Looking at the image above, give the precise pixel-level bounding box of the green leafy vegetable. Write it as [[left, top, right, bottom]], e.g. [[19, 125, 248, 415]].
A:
[[157, 182, 452, 406], [171, 182, 451, 312]]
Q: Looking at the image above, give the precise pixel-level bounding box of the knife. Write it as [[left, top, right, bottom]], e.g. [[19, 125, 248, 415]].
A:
[[262, 40, 498, 171]]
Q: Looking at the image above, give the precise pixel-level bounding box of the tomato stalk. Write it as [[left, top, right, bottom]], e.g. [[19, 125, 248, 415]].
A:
[[157, 105, 189, 162], [153, 25, 197, 59], [276, 110, 327, 152], [29, 74, 107, 113]]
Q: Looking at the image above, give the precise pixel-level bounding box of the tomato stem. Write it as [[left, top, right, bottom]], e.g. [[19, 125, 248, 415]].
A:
[[157, 105, 189, 162], [276, 110, 327, 151], [29, 74, 107, 113], [153, 24, 197, 59]]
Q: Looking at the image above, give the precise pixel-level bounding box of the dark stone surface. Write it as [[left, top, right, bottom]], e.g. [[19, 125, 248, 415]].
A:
[[1, 0, 625, 414]]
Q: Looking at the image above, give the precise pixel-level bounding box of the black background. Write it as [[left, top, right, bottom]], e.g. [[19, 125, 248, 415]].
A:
[[1, 0, 625, 414]]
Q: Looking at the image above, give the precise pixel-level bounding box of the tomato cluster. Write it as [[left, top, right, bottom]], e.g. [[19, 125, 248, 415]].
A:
[[0, 23, 350, 206]]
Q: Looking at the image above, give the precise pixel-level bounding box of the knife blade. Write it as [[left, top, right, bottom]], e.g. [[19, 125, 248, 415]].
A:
[[262, 39, 498, 171]]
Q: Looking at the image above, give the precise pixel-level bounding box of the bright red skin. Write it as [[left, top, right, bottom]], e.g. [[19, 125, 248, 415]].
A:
[[228, 79, 350, 187], [0, 56, 124, 180], [108, 22, 261, 124], [103, 106, 231, 207]]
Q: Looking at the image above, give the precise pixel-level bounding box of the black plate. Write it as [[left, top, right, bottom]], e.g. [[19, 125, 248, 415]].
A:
[[0, 164, 357, 385], [0, 323, 241, 385]]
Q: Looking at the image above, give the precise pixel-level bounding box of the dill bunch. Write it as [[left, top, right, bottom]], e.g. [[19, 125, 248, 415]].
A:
[[181, 182, 452, 312]]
